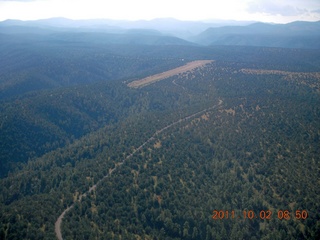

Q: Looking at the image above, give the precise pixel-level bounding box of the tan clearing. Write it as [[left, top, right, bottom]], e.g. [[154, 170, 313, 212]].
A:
[[220, 108, 236, 116], [153, 140, 162, 149], [128, 60, 214, 88], [201, 113, 209, 121]]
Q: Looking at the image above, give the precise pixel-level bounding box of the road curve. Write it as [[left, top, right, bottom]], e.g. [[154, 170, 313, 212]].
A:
[[55, 103, 220, 239]]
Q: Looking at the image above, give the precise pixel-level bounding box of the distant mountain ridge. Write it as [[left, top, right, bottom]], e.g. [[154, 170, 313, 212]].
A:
[[192, 21, 320, 48], [0, 17, 255, 39], [0, 25, 195, 46], [1, 18, 320, 49]]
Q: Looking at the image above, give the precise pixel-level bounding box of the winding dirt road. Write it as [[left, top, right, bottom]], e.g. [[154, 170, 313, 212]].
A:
[[55, 102, 220, 239]]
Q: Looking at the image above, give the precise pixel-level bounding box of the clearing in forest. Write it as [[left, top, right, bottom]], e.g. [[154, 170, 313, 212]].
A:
[[127, 60, 214, 88], [241, 68, 320, 91]]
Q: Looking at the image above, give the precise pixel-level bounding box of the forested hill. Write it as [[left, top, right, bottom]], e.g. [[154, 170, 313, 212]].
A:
[[0, 27, 320, 239], [1, 38, 320, 177]]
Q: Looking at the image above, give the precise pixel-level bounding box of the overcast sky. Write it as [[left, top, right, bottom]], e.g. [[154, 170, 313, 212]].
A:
[[0, 0, 319, 23]]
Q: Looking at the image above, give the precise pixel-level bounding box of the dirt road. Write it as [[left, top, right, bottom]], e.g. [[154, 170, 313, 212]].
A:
[[54, 101, 220, 239]]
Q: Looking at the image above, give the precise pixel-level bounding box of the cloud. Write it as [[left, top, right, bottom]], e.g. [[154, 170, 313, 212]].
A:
[[0, 0, 319, 22], [247, 1, 309, 16], [247, 0, 320, 18], [0, 0, 38, 1]]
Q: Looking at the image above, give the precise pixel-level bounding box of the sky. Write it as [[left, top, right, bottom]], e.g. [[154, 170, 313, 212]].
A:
[[0, 0, 319, 23]]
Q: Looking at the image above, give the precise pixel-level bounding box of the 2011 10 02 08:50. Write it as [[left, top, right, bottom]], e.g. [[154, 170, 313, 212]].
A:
[[212, 210, 308, 220]]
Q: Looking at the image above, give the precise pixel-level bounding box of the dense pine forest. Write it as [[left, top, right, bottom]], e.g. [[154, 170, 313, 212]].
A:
[[0, 28, 320, 239]]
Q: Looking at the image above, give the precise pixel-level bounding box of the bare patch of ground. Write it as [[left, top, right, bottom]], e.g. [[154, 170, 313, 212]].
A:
[[153, 140, 162, 149], [220, 108, 236, 116], [128, 60, 214, 88], [201, 113, 209, 121]]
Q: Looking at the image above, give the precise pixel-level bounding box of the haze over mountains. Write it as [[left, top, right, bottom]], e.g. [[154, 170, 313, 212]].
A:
[[1, 18, 320, 48]]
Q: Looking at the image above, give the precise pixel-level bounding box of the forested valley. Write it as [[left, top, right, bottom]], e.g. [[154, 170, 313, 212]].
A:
[[0, 32, 320, 239]]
